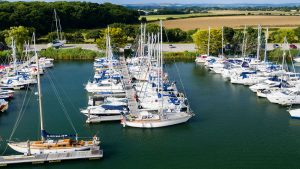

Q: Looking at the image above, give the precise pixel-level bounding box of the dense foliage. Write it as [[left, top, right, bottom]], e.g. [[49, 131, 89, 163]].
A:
[[0, 1, 140, 35], [163, 51, 197, 61], [39, 48, 103, 60]]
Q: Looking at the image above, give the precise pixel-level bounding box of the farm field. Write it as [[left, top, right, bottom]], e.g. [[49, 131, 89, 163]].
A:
[[143, 10, 298, 21], [162, 15, 300, 30]]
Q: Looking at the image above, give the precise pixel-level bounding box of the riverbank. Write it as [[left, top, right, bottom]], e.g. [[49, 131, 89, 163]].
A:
[[163, 51, 197, 61], [0, 47, 297, 62], [39, 48, 103, 60]]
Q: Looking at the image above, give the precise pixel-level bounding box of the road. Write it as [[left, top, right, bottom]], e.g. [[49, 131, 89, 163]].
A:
[[34, 43, 300, 52], [35, 43, 196, 52]]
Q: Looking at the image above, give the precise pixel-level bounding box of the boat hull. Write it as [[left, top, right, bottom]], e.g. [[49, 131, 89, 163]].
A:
[[122, 115, 191, 128], [8, 142, 92, 155]]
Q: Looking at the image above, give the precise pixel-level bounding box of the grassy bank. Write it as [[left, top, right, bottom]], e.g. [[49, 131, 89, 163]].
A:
[[163, 51, 197, 61], [39, 48, 103, 60]]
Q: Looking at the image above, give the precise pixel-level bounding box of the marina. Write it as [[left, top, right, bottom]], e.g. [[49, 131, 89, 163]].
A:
[[2, 61, 300, 168], [1, 1, 300, 168]]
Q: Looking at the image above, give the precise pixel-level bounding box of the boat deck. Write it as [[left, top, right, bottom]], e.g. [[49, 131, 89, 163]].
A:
[[0, 146, 102, 166], [86, 115, 123, 123], [119, 56, 139, 116]]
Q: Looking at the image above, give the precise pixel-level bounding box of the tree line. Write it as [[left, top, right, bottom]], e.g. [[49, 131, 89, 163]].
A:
[[192, 27, 300, 56], [0, 1, 140, 36]]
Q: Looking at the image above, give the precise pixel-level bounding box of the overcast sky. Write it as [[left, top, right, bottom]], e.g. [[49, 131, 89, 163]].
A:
[[7, 0, 300, 4]]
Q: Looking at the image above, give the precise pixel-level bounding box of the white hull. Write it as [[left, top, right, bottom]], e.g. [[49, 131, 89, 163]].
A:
[[288, 109, 300, 118], [122, 114, 192, 128], [86, 115, 123, 123], [81, 109, 125, 115], [294, 58, 300, 63], [256, 91, 268, 98]]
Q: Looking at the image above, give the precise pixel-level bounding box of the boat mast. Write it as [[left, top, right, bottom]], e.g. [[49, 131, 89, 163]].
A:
[[54, 9, 59, 41], [33, 32, 45, 141], [281, 37, 287, 83], [221, 26, 224, 57], [160, 20, 164, 117], [256, 25, 261, 60], [58, 18, 62, 41], [11, 38, 17, 74], [242, 25, 246, 58], [140, 23, 143, 57], [264, 27, 269, 62], [207, 26, 210, 56]]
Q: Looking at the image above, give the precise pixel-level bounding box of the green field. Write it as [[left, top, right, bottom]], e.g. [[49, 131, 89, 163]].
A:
[[142, 10, 299, 21]]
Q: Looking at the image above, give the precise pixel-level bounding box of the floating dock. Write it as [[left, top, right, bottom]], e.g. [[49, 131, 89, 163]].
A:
[[119, 56, 139, 116], [0, 146, 102, 167]]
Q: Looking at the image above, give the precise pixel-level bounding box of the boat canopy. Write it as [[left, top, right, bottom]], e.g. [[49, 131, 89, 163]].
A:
[[41, 130, 76, 139]]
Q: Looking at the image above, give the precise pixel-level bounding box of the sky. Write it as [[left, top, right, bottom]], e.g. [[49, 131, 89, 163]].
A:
[[7, 0, 300, 4]]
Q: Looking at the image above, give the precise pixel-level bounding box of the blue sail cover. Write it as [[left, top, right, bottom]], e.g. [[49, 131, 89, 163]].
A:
[[101, 105, 126, 110], [41, 130, 76, 139], [241, 62, 249, 68]]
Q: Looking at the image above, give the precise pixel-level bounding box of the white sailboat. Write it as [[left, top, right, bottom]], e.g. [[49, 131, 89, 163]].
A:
[[195, 26, 211, 63], [8, 33, 99, 155], [47, 9, 66, 48], [122, 20, 193, 128]]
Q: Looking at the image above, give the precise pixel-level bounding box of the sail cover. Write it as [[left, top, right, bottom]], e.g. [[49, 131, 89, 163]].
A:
[[41, 130, 76, 139]]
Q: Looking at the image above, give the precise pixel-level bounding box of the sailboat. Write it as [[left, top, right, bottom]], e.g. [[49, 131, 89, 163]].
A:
[[121, 21, 193, 128], [8, 33, 99, 155], [84, 28, 126, 123], [195, 26, 211, 63], [47, 9, 66, 48]]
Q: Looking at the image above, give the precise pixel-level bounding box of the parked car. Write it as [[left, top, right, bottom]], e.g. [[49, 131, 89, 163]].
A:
[[169, 44, 176, 48], [273, 44, 280, 49], [0, 42, 9, 51], [290, 44, 297, 49]]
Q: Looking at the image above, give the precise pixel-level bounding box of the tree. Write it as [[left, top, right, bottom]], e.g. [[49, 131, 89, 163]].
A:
[[231, 30, 244, 55], [269, 29, 297, 43], [109, 23, 138, 39], [293, 27, 300, 42], [96, 27, 127, 50], [0, 1, 140, 35], [4, 26, 30, 54], [223, 27, 235, 44], [192, 28, 222, 55], [186, 29, 197, 42], [147, 24, 160, 34], [165, 28, 187, 42], [140, 17, 147, 23], [85, 30, 100, 42]]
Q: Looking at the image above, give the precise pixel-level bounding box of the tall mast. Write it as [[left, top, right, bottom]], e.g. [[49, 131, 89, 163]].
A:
[[160, 20, 164, 116], [11, 38, 17, 74], [256, 25, 261, 60], [54, 9, 59, 40], [140, 23, 143, 57], [33, 32, 45, 141], [264, 27, 269, 62], [207, 26, 210, 56], [221, 26, 224, 57], [242, 25, 246, 58], [58, 18, 62, 41]]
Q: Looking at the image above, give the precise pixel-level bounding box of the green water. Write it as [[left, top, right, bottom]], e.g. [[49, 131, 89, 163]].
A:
[[1, 61, 300, 169]]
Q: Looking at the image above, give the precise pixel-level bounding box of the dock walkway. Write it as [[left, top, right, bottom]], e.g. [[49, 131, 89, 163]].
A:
[[0, 146, 102, 166], [119, 56, 139, 116]]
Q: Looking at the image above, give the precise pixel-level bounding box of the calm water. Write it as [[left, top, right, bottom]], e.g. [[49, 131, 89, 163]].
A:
[[1, 61, 300, 169]]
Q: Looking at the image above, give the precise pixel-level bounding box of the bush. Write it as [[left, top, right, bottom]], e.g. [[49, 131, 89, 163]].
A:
[[267, 48, 299, 62], [39, 48, 103, 60], [163, 51, 197, 61], [0, 50, 11, 63]]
